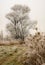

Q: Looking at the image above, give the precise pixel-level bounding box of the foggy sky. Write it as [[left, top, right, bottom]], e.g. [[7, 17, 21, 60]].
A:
[[0, 0, 45, 34]]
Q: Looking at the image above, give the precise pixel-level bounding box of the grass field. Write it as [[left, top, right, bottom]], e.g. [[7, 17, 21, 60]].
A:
[[0, 32, 45, 65]]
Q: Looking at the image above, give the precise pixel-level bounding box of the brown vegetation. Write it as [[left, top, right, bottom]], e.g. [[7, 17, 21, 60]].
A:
[[0, 32, 45, 65]]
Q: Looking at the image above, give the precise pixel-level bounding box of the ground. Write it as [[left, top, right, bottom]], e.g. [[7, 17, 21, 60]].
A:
[[0, 32, 45, 65]]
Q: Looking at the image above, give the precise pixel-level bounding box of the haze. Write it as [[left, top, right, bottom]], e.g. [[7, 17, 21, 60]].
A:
[[0, 0, 45, 35]]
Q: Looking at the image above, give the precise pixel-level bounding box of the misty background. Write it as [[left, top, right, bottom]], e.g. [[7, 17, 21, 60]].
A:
[[0, 0, 45, 35]]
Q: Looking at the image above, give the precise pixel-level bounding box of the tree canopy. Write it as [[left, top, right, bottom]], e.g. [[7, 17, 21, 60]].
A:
[[6, 5, 37, 40]]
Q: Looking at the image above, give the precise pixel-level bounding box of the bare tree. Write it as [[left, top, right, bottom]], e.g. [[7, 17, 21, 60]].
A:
[[0, 30, 3, 41], [6, 5, 37, 40]]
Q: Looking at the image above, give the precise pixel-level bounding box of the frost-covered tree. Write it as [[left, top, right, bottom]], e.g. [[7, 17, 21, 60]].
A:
[[6, 5, 37, 40]]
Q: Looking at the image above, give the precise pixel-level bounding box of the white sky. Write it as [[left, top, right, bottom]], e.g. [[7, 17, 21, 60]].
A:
[[0, 0, 45, 34]]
